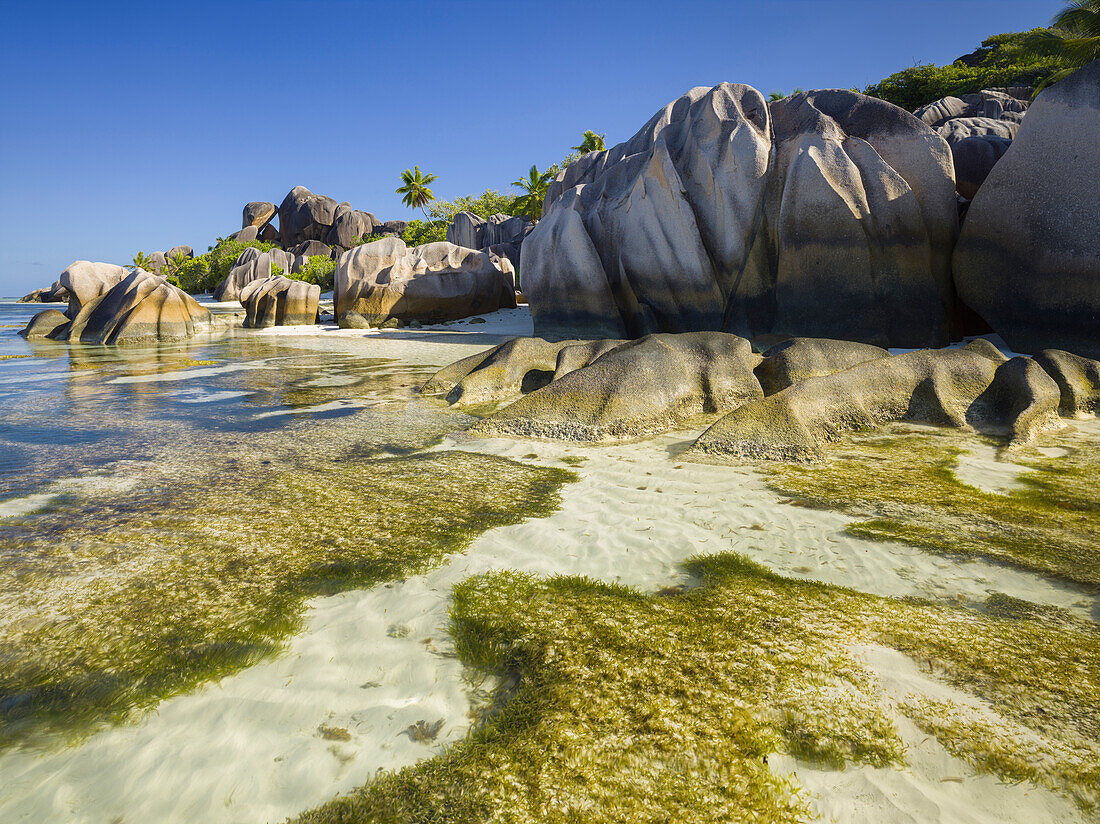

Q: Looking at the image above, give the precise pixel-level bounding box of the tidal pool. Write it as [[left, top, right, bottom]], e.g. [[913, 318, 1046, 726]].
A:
[[0, 299, 1096, 824]]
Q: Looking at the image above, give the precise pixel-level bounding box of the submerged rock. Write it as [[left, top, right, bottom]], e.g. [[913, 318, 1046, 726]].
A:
[[19, 308, 69, 338], [953, 59, 1100, 358], [335, 237, 516, 328], [524, 84, 957, 348], [240, 276, 320, 327]]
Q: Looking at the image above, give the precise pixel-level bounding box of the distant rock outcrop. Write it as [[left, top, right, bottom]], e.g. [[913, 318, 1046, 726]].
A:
[[953, 59, 1100, 358], [446, 212, 533, 270], [524, 84, 957, 348], [243, 201, 277, 229], [937, 116, 1019, 145], [335, 237, 516, 327], [240, 276, 320, 327], [278, 186, 338, 247]]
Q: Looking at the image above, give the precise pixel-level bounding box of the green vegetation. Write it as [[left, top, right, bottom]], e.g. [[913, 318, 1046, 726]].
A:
[[174, 237, 275, 294], [427, 189, 518, 224], [765, 427, 1100, 588], [290, 255, 337, 290], [571, 129, 606, 154], [296, 553, 1099, 822], [401, 219, 448, 246], [0, 451, 572, 750], [1040, 0, 1100, 88], [395, 166, 439, 220], [510, 164, 555, 221], [130, 251, 157, 271], [862, 26, 1081, 110]]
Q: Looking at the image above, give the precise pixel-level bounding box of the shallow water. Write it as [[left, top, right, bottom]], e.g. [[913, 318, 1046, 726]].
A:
[[0, 300, 1095, 823]]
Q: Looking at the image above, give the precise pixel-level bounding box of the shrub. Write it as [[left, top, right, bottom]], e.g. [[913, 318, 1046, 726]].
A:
[[863, 29, 1073, 111], [401, 219, 448, 246], [175, 239, 275, 294], [288, 255, 336, 291]]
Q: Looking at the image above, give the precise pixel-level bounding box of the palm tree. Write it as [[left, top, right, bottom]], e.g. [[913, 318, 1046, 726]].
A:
[[1032, 1, 1100, 90], [511, 165, 554, 221], [131, 251, 155, 271], [396, 166, 438, 219], [767, 91, 786, 102], [571, 130, 607, 154]]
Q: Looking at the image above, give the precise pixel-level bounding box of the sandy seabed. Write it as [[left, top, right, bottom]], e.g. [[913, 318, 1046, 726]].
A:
[[0, 306, 1093, 824]]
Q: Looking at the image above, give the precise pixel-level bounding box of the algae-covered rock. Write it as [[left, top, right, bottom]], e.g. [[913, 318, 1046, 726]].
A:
[[471, 332, 763, 442], [425, 337, 584, 404], [754, 337, 889, 395], [1033, 349, 1100, 417], [19, 308, 70, 339], [687, 343, 1061, 462]]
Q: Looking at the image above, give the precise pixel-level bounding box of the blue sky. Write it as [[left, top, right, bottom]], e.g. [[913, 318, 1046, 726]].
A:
[[0, 0, 1063, 293]]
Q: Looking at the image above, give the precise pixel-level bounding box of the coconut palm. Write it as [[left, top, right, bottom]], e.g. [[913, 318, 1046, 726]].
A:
[[395, 166, 438, 219], [131, 251, 155, 271], [571, 130, 607, 154], [511, 165, 554, 221], [767, 91, 786, 101], [1031, 1, 1100, 91]]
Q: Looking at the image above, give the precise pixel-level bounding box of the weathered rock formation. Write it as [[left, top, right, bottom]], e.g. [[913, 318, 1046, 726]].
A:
[[213, 247, 294, 302], [427, 333, 1092, 459], [914, 89, 1030, 128], [446, 212, 533, 270], [686, 342, 1061, 461], [243, 201, 277, 229], [287, 240, 332, 259], [240, 276, 320, 328], [57, 261, 131, 316], [23, 270, 214, 344], [279, 186, 338, 247], [951, 135, 1012, 200], [18, 285, 69, 303], [953, 59, 1100, 358], [524, 84, 958, 348], [937, 116, 1019, 145], [335, 238, 516, 328], [325, 202, 378, 248], [166, 245, 194, 261]]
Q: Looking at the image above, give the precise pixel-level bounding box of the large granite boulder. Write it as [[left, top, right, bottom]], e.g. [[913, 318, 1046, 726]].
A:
[[166, 245, 194, 261], [18, 287, 67, 303], [27, 270, 215, 344], [240, 276, 320, 327], [213, 247, 294, 302], [380, 220, 407, 236], [243, 201, 277, 229], [325, 203, 375, 248], [447, 211, 486, 249], [687, 342, 1061, 462], [951, 135, 1012, 199], [260, 224, 280, 243], [335, 238, 516, 327], [229, 226, 260, 243], [453, 332, 764, 442], [953, 59, 1100, 358], [288, 240, 332, 259], [937, 116, 1018, 145], [279, 186, 338, 247], [58, 261, 130, 315], [524, 84, 957, 348]]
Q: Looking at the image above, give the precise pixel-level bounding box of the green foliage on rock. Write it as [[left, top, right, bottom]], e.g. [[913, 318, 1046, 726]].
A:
[[289, 255, 337, 291], [174, 238, 275, 294], [863, 28, 1074, 110], [401, 219, 448, 247], [427, 189, 518, 224]]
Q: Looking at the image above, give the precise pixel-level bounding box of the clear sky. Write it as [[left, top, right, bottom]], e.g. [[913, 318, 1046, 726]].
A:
[[0, 0, 1063, 294]]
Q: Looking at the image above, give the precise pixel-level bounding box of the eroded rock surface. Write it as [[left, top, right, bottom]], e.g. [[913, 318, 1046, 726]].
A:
[[524, 84, 957, 348], [240, 276, 320, 328], [25, 269, 215, 344], [214, 247, 294, 302], [335, 238, 516, 328], [953, 59, 1100, 358]]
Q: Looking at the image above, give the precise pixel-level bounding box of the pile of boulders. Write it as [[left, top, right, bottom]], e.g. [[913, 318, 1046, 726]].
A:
[[913, 87, 1030, 201], [447, 212, 534, 270]]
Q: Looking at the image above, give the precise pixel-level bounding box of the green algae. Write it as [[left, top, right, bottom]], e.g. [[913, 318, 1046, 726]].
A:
[[0, 451, 573, 751], [294, 553, 1098, 823], [764, 425, 1100, 588]]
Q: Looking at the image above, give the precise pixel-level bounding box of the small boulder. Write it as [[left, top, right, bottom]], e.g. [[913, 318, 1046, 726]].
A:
[[937, 116, 1018, 145], [259, 224, 280, 243], [19, 308, 70, 338], [229, 225, 260, 243], [243, 201, 277, 229], [289, 239, 332, 259], [214, 247, 293, 301], [754, 338, 889, 395], [240, 276, 320, 328], [166, 245, 194, 261]]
